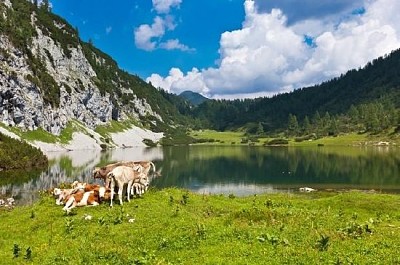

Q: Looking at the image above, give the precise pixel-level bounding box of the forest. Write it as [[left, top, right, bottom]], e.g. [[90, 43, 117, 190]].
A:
[[170, 49, 400, 137]]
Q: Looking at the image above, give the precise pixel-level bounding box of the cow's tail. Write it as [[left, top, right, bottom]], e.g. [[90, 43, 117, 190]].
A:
[[106, 172, 114, 189]]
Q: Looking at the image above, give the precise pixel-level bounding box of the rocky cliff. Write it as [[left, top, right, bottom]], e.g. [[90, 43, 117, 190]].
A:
[[0, 0, 168, 136]]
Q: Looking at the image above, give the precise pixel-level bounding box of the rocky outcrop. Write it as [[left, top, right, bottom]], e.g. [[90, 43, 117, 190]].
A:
[[0, 4, 162, 135]]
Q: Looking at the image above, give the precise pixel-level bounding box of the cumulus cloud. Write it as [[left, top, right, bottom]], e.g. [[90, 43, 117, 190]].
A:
[[147, 0, 400, 99], [134, 16, 174, 51], [152, 0, 182, 14], [148, 67, 208, 94], [134, 0, 194, 52]]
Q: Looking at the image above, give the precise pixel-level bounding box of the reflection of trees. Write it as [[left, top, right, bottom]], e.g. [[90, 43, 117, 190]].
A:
[[2, 146, 400, 205], [153, 146, 400, 189]]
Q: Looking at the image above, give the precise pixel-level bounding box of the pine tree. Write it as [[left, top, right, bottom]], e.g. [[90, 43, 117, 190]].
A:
[[256, 122, 264, 135], [303, 116, 311, 135], [287, 114, 299, 136]]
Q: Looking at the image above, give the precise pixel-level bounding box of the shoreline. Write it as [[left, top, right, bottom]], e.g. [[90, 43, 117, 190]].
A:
[[0, 125, 164, 153]]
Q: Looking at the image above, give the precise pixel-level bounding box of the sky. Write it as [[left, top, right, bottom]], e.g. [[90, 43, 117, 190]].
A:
[[50, 0, 400, 99]]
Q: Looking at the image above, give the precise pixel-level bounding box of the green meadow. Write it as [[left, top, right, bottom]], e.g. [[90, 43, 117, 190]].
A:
[[1, 189, 400, 264], [190, 129, 400, 147]]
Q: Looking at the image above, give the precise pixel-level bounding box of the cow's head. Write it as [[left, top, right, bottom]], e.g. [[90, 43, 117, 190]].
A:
[[93, 167, 108, 179]]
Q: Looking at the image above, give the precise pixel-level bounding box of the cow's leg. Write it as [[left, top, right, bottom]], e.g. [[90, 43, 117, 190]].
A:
[[110, 181, 115, 207], [127, 181, 133, 202], [63, 197, 74, 212], [67, 201, 77, 213], [118, 186, 123, 205]]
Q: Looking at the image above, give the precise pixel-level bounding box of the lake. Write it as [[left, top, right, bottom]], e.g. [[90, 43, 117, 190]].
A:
[[1, 145, 400, 205]]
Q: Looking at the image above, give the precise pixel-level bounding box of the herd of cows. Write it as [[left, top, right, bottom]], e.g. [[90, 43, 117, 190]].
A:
[[52, 160, 158, 213]]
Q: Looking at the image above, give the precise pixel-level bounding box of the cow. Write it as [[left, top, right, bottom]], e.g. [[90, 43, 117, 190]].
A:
[[62, 186, 112, 213], [92, 160, 157, 187], [62, 190, 100, 213], [130, 182, 147, 197], [107, 166, 149, 207], [53, 188, 74, 205]]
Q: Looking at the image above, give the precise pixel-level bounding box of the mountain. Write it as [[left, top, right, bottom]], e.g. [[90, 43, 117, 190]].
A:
[[179, 91, 209, 105], [189, 48, 400, 131], [0, 0, 186, 136], [1, 0, 398, 140]]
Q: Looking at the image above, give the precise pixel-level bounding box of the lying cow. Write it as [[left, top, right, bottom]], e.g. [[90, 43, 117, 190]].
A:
[[93, 160, 158, 187], [53, 188, 74, 205], [62, 186, 112, 213], [107, 165, 149, 207], [62, 190, 99, 213]]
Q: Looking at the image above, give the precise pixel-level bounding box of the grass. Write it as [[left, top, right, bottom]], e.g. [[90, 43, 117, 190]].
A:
[[190, 130, 246, 145], [1, 189, 400, 264], [290, 133, 372, 146], [190, 130, 400, 147], [95, 119, 140, 137], [0, 120, 85, 144]]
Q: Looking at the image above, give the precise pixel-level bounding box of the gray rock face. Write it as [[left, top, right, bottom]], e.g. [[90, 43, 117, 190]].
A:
[[0, 11, 162, 135]]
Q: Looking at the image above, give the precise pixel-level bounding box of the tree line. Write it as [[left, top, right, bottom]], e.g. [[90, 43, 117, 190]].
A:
[[286, 99, 399, 137]]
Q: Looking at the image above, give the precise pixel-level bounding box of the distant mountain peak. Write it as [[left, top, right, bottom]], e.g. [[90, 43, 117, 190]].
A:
[[179, 91, 209, 105]]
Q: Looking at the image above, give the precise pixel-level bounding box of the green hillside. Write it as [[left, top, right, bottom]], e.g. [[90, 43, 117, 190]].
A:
[[179, 90, 209, 105], [188, 49, 400, 135], [0, 133, 47, 170]]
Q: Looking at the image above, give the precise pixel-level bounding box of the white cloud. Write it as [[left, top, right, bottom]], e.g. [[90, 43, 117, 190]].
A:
[[134, 16, 167, 51], [135, 0, 193, 52], [106, 26, 112, 34], [147, 0, 400, 99], [152, 0, 182, 14], [159, 39, 195, 52], [147, 68, 207, 95]]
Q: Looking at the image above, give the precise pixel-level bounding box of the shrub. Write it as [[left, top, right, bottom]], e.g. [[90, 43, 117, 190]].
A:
[[0, 132, 48, 170], [142, 138, 157, 147], [264, 138, 288, 145]]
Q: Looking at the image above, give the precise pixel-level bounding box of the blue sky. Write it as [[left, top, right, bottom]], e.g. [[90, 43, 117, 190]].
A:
[[51, 0, 400, 99], [51, 0, 244, 79]]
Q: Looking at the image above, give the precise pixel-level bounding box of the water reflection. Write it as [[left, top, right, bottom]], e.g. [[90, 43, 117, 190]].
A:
[[0, 147, 163, 205], [1, 145, 399, 205]]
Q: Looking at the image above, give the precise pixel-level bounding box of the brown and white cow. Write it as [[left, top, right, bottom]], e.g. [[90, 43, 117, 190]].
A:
[[62, 190, 100, 213], [62, 186, 112, 213], [53, 188, 74, 205]]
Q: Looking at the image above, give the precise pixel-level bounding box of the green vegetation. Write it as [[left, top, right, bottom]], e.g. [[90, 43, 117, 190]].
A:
[[160, 126, 197, 146], [1, 189, 400, 264], [178, 50, 400, 137], [190, 129, 245, 145], [95, 119, 139, 137], [0, 133, 47, 170], [0, 120, 90, 145]]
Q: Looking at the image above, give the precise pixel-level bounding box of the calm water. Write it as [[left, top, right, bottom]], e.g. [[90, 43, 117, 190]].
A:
[[1, 145, 400, 205]]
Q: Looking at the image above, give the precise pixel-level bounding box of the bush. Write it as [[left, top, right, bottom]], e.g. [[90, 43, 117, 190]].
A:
[[0, 133, 48, 170], [142, 138, 157, 147], [294, 134, 317, 142], [264, 138, 288, 146]]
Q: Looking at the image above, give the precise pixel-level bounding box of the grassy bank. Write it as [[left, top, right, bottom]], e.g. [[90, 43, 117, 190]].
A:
[[190, 130, 400, 147], [1, 189, 400, 264]]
